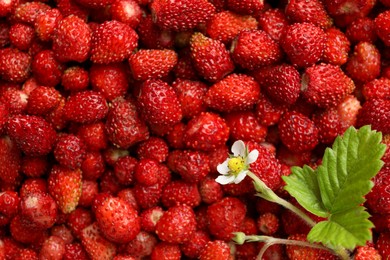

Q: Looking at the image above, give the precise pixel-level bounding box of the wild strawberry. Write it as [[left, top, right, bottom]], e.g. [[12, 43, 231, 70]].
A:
[[32, 50, 64, 87], [257, 8, 289, 42], [80, 223, 117, 260], [166, 122, 186, 149], [204, 73, 260, 112], [52, 15, 91, 63], [34, 8, 63, 42], [323, 27, 351, 66], [207, 197, 246, 241], [377, 232, 390, 258], [280, 22, 326, 67], [199, 240, 232, 260], [48, 165, 82, 214], [357, 99, 390, 134], [302, 63, 355, 108], [0, 136, 21, 185], [75, 0, 113, 9], [129, 49, 178, 81], [278, 111, 319, 152], [257, 212, 279, 235], [155, 204, 196, 243], [0, 48, 31, 83], [64, 90, 108, 124], [366, 166, 390, 214], [0, 86, 28, 115], [254, 92, 288, 126], [56, 0, 89, 21], [20, 178, 48, 198], [20, 191, 58, 229], [10, 215, 47, 244], [375, 10, 390, 46], [207, 145, 229, 174], [173, 48, 198, 80], [150, 242, 181, 260], [0, 191, 19, 220], [50, 225, 74, 244], [286, 0, 333, 29], [77, 122, 108, 151], [78, 180, 99, 207], [95, 196, 140, 244], [90, 20, 138, 64], [286, 233, 338, 260], [226, 0, 264, 15], [15, 248, 39, 260], [150, 0, 215, 31], [81, 151, 105, 180], [54, 134, 86, 169], [140, 206, 164, 232], [231, 30, 282, 70], [64, 243, 89, 260], [313, 108, 346, 144], [181, 230, 210, 258], [113, 156, 136, 185], [27, 86, 61, 116], [99, 170, 124, 195], [346, 17, 377, 44], [110, 0, 142, 28], [45, 97, 67, 130], [136, 15, 175, 50], [136, 137, 168, 163], [0, 0, 17, 17], [9, 23, 35, 51], [39, 236, 66, 260], [137, 79, 182, 126], [199, 176, 224, 204], [184, 112, 230, 152], [362, 77, 390, 100], [345, 41, 381, 83], [89, 63, 129, 101], [61, 66, 89, 93], [354, 245, 382, 260], [12, 2, 51, 25], [224, 111, 267, 143], [189, 32, 235, 82], [67, 208, 93, 239], [7, 115, 57, 156], [122, 231, 157, 258], [161, 180, 202, 208], [134, 182, 163, 210], [133, 159, 159, 186], [206, 11, 258, 44]]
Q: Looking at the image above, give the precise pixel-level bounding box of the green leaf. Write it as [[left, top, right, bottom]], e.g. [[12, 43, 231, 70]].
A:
[[283, 165, 328, 218], [307, 207, 374, 250], [317, 125, 386, 213]]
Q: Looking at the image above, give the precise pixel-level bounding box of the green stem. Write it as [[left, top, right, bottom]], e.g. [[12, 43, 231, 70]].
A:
[[246, 171, 316, 227]]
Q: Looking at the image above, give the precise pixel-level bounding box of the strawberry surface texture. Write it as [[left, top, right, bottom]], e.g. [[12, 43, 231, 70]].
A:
[[0, 0, 389, 259]]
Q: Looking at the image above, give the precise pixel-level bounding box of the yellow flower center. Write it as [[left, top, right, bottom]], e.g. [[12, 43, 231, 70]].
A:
[[228, 157, 245, 175]]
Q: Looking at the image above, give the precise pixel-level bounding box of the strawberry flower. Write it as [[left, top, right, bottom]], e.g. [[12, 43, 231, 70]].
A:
[[215, 140, 259, 185]]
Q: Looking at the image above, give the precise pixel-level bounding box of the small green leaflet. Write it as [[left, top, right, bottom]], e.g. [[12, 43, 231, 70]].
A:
[[282, 126, 386, 249]]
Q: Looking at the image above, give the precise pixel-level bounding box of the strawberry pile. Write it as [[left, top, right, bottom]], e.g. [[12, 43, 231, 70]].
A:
[[0, 0, 390, 259]]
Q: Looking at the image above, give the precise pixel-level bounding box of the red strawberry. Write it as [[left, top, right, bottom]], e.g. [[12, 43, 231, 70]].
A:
[[90, 20, 138, 64], [278, 111, 319, 152], [27, 86, 61, 116], [0, 48, 31, 83], [61, 66, 89, 93], [0, 0, 17, 17], [366, 166, 390, 214], [345, 41, 381, 83], [56, 0, 89, 21], [346, 17, 377, 44], [206, 11, 258, 44], [354, 246, 381, 260], [286, 234, 338, 260], [280, 22, 326, 67], [231, 29, 282, 70], [181, 230, 210, 258], [199, 240, 232, 260], [150, 242, 181, 260], [184, 112, 230, 152], [137, 79, 182, 126], [207, 144, 229, 174], [155, 204, 196, 243], [189, 32, 235, 82], [67, 208, 93, 239], [0, 191, 20, 221], [323, 27, 351, 66], [224, 111, 267, 143], [75, 0, 113, 9], [89, 63, 129, 101], [257, 212, 279, 235], [32, 50, 65, 87], [136, 137, 168, 163], [285, 0, 333, 29], [64, 243, 89, 260], [10, 214, 47, 244], [136, 15, 175, 50], [48, 165, 82, 214], [150, 0, 216, 31], [204, 73, 260, 112], [207, 197, 246, 241], [81, 151, 105, 181], [39, 236, 66, 260], [20, 178, 48, 198], [110, 0, 142, 28], [80, 223, 117, 260], [257, 8, 289, 42], [9, 23, 35, 51], [161, 180, 201, 208], [134, 182, 163, 210], [52, 15, 91, 63], [129, 49, 178, 81], [0, 87, 28, 115], [112, 156, 136, 186], [7, 115, 57, 156], [0, 136, 21, 185], [173, 48, 198, 80], [313, 108, 346, 144], [64, 90, 108, 124], [357, 99, 390, 134], [134, 159, 160, 186], [77, 122, 108, 151], [375, 10, 390, 46], [54, 134, 86, 169], [199, 176, 224, 204], [12, 2, 51, 25], [362, 78, 390, 100], [15, 248, 39, 260], [254, 92, 288, 126], [95, 196, 140, 243], [122, 231, 157, 258], [166, 122, 186, 149], [301, 63, 355, 108], [377, 232, 390, 258], [34, 8, 63, 42], [139, 206, 164, 232], [226, 0, 264, 15]]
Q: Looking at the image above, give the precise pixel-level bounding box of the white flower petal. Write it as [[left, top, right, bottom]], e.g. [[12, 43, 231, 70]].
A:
[[232, 140, 246, 156], [217, 159, 230, 175], [215, 175, 235, 185], [234, 170, 248, 184], [247, 149, 259, 164]]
